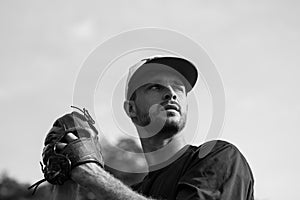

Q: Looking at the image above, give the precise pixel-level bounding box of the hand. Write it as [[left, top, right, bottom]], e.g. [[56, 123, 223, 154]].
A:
[[29, 109, 104, 195], [42, 111, 104, 185], [56, 132, 104, 185]]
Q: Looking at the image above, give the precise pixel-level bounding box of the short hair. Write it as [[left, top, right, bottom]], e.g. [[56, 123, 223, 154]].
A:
[[129, 90, 137, 102]]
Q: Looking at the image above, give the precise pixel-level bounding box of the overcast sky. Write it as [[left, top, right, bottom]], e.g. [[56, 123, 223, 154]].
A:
[[1, 1, 300, 200]]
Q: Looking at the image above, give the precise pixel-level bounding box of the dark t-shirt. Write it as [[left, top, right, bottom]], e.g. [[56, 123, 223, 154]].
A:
[[132, 140, 254, 200]]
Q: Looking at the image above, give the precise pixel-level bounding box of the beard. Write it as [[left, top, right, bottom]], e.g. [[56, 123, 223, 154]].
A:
[[134, 106, 187, 139]]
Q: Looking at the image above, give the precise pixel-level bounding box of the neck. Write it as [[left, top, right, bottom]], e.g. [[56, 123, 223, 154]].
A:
[[137, 127, 187, 170]]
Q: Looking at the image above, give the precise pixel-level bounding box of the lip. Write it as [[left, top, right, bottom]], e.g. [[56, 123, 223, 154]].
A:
[[162, 104, 180, 112]]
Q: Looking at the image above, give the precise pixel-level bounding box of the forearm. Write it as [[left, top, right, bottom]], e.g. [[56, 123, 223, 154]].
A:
[[87, 168, 151, 200], [51, 180, 80, 200], [73, 164, 155, 200]]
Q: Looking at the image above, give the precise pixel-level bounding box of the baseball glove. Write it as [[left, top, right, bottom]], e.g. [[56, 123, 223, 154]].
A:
[[28, 106, 104, 194]]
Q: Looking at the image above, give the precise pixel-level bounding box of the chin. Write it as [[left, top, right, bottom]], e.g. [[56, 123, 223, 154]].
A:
[[164, 117, 180, 125], [156, 120, 184, 139], [163, 115, 186, 132]]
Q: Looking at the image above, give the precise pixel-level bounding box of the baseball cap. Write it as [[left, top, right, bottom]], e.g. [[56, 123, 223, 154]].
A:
[[125, 55, 198, 100]]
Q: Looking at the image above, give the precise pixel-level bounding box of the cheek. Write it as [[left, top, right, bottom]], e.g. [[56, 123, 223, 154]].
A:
[[138, 94, 161, 106], [181, 103, 188, 113], [135, 97, 156, 114], [178, 96, 188, 111]]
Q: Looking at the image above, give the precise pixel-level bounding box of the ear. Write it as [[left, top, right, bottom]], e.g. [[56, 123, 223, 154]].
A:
[[123, 100, 137, 118]]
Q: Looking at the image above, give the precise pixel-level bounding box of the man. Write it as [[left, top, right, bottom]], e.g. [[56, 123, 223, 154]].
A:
[[52, 56, 254, 199]]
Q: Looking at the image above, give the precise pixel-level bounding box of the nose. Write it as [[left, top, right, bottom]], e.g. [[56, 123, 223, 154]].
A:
[[163, 86, 177, 101]]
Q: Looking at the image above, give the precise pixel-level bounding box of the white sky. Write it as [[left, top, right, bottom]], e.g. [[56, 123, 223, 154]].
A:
[[1, 1, 300, 200]]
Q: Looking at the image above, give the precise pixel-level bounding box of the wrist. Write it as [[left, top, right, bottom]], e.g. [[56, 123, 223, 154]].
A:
[[71, 162, 104, 186]]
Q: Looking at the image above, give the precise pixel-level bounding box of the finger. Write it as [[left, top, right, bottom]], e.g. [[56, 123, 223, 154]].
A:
[[55, 142, 67, 151], [64, 132, 79, 143]]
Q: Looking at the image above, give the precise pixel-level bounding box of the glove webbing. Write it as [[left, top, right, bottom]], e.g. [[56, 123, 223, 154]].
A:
[[28, 152, 72, 195]]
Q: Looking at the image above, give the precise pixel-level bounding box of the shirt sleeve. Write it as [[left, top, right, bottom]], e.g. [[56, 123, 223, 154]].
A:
[[176, 141, 254, 200]]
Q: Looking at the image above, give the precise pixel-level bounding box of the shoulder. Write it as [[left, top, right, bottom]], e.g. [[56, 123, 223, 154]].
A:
[[178, 140, 254, 199], [186, 139, 254, 181], [190, 140, 244, 160]]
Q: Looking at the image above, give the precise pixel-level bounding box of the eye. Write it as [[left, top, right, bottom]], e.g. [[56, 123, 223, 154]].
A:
[[177, 86, 185, 92], [173, 84, 185, 93], [147, 84, 162, 91]]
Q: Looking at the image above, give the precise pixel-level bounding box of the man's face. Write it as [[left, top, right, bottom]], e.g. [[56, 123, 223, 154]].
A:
[[132, 70, 188, 137]]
